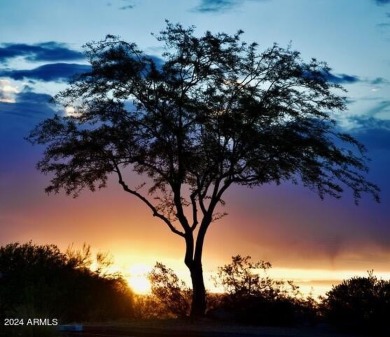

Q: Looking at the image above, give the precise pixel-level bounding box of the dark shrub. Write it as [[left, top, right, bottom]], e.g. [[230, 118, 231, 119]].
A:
[[212, 255, 318, 326], [0, 242, 135, 323], [231, 296, 296, 326], [322, 272, 390, 336], [147, 262, 192, 318]]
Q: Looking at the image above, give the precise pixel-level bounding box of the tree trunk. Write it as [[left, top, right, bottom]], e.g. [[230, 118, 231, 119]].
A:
[[188, 260, 206, 318], [183, 212, 212, 318]]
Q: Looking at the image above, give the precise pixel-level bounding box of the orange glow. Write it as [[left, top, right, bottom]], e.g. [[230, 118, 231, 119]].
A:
[[116, 261, 390, 297], [126, 264, 152, 294], [2, 173, 388, 300]]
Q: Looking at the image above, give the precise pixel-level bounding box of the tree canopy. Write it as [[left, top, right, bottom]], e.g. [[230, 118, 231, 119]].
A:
[[27, 22, 380, 316]]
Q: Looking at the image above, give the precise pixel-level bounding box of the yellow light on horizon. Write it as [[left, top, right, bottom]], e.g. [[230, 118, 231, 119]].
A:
[[110, 252, 390, 298], [268, 267, 390, 298]]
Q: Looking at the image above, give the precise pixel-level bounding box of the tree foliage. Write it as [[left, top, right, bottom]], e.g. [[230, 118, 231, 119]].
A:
[[0, 242, 135, 323], [27, 21, 380, 316]]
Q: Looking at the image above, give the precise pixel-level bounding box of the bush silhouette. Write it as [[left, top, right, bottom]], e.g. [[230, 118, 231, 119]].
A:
[[211, 255, 316, 326], [322, 271, 390, 336], [146, 262, 192, 318], [0, 242, 135, 323]]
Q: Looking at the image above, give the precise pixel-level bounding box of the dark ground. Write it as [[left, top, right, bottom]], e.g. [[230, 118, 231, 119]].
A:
[[57, 320, 363, 337]]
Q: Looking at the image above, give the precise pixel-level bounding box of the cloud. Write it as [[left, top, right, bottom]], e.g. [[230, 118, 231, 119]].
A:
[[303, 69, 361, 85], [0, 63, 91, 82], [340, 101, 390, 139], [375, 0, 390, 5], [0, 88, 58, 181], [118, 0, 135, 10], [322, 72, 390, 87], [16, 88, 53, 105], [322, 71, 360, 85], [0, 87, 55, 119], [196, 0, 237, 12], [194, 0, 267, 13], [366, 100, 390, 117], [119, 5, 134, 10], [377, 22, 390, 36], [106, 0, 135, 10], [371, 77, 389, 85], [353, 115, 390, 130], [348, 114, 390, 150], [0, 42, 84, 64]]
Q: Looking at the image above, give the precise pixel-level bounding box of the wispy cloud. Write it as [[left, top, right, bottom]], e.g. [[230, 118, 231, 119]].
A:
[[119, 0, 135, 10], [351, 117, 390, 151], [343, 100, 390, 151], [371, 77, 390, 85], [366, 100, 390, 117], [302, 68, 361, 85], [119, 5, 134, 10], [196, 0, 236, 12], [194, 0, 267, 13], [0, 63, 91, 82], [324, 71, 360, 85], [375, 0, 390, 5], [0, 42, 84, 64]]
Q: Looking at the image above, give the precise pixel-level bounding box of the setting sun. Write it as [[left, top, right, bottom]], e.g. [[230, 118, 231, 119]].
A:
[[126, 264, 152, 294]]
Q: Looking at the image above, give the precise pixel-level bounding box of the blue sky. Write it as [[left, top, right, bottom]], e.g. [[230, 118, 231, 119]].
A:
[[1, 0, 390, 293]]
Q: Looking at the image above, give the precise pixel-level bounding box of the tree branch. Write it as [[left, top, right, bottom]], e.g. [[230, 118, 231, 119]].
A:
[[190, 190, 199, 230], [113, 162, 185, 237]]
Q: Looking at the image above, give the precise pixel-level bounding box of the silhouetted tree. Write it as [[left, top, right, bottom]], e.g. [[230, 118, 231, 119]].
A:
[[27, 21, 380, 317], [0, 242, 134, 323], [322, 272, 390, 335]]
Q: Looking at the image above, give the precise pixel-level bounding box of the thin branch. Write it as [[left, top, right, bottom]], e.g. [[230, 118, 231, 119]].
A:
[[190, 190, 199, 230], [196, 175, 211, 215], [113, 161, 185, 237]]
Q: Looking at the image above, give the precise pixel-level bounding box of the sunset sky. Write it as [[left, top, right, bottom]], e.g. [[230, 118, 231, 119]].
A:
[[1, 0, 390, 296]]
